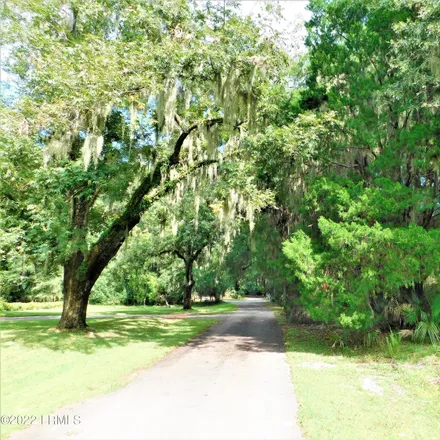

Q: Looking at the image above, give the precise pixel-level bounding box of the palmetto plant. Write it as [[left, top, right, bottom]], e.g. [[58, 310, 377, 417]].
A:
[[414, 319, 439, 345], [400, 295, 440, 345]]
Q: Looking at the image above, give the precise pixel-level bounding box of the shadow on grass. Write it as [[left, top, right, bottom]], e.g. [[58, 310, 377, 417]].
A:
[[0, 298, 286, 355], [0, 317, 217, 355], [0, 301, 237, 318], [105, 301, 237, 316]]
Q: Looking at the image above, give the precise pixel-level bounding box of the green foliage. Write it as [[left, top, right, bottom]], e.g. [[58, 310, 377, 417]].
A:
[[385, 330, 402, 357], [273, 0, 440, 332], [0, 298, 13, 312], [283, 217, 440, 329], [396, 295, 440, 345], [31, 275, 63, 302], [414, 320, 439, 345], [225, 289, 244, 300], [339, 312, 370, 331], [363, 329, 383, 348], [90, 234, 163, 306], [1, 0, 439, 336]]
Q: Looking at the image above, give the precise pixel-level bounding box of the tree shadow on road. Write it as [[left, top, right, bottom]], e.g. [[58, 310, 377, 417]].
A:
[[185, 312, 286, 353]]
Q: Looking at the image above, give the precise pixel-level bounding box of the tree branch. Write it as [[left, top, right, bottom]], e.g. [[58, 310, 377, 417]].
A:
[[169, 118, 223, 166], [193, 247, 205, 260], [85, 157, 218, 284], [158, 248, 186, 262], [84, 113, 229, 285], [174, 250, 186, 262]]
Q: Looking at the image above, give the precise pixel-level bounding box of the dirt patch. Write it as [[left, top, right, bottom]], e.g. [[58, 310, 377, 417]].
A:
[[362, 377, 383, 396]]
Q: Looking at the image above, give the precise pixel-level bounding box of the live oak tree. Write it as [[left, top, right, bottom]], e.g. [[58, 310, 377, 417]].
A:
[[1, 0, 288, 328], [149, 192, 221, 310]]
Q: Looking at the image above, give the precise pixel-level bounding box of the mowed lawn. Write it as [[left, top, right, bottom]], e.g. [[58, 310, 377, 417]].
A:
[[272, 307, 440, 440], [0, 301, 237, 318], [0, 317, 217, 439]]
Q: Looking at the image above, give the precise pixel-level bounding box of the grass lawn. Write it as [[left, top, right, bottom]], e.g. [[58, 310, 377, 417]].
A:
[[0, 301, 237, 318], [0, 317, 217, 439], [272, 306, 440, 440]]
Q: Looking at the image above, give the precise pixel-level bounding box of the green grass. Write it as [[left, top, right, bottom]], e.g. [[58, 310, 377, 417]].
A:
[[272, 306, 440, 440], [0, 317, 217, 439], [0, 301, 237, 318]]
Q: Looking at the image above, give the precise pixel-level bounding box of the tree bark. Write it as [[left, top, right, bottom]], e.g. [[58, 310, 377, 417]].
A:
[[58, 193, 94, 330], [234, 279, 240, 292], [214, 287, 221, 303], [59, 261, 91, 330], [183, 259, 194, 310]]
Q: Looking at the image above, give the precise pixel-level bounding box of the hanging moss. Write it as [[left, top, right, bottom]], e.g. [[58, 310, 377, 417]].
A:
[[171, 214, 178, 236], [183, 132, 195, 165], [81, 104, 112, 168], [214, 61, 259, 140], [157, 78, 177, 132], [184, 88, 192, 111], [246, 203, 255, 232], [202, 123, 219, 159], [44, 110, 81, 165], [194, 191, 200, 231], [129, 100, 137, 141], [81, 135, 92, 169], [207, 162, 218, 182]]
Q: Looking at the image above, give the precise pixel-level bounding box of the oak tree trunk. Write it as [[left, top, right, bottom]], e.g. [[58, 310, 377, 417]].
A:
[[183, 283, 194, 310], [183, 259, 195, 310], [234, 279, 240, 292], [59, 261, 91, 330], [214, 288, 221, 303], [58, 194, 94, 330]]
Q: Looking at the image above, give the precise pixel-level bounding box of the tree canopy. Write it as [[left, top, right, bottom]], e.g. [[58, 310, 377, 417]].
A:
[[1, 0, 439, 340]]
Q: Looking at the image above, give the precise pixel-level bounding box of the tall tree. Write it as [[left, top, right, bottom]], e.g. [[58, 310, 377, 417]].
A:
[[2, 0, 287, 328], [152, 193, 221, 309], [279, 0, 440, 329]]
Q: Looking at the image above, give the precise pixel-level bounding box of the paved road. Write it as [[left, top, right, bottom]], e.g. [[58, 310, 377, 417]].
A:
[[8, 298, 303, 440]]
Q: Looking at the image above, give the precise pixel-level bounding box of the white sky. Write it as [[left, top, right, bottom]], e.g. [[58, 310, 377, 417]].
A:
[[240, 0, 311, 20], [239, 1, 312, 55]]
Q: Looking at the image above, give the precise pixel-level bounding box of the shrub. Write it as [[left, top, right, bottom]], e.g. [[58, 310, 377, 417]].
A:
[[31, 276, 63, 302], [0, 298, 12, 312]]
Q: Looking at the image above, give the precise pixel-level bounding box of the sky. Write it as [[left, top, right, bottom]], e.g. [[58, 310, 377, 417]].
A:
[[239, 1, 312, 55], [239, 0, 311, 19]]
